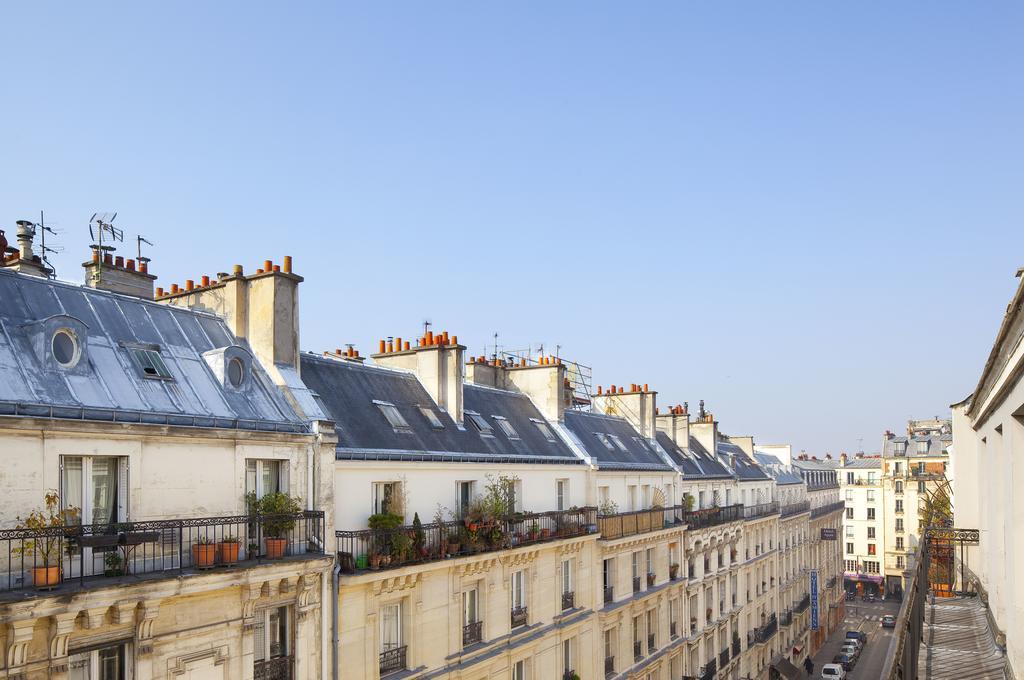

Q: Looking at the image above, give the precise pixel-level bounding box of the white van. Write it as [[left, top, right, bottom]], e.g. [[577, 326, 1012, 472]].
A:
[[821, 664, 846, 679]]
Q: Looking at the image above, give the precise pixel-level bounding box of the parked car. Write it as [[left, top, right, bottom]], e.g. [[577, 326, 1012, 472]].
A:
[[845, 591, 855, 601], [863, 592, 877, 602], [821, 664, 846, 679], [845, 630, 868, 644], [840, 642, 860, 659], [833, 653, 856, 671], [882, 614, 897, 628]]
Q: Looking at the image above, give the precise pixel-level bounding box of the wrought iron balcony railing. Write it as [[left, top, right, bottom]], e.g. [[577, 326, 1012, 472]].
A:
[[794, 593, 811, 613], [732, 636, 741, 656], [604, 656, 615, 677], [699, 658, 717, 680], [510, 606, 528, 629], [744, 501, 780, 520], [562, 590, 575, 611], [670, 621, 678, 638], [0, 511, 325, 596], [379, 645, 407, 676], [633, 575, 642, 593], [633, 639, 642, 661], [810, 501, 846, 519], [780, 500, 811, 517], [780, 609, 793, 626], [604, 585, 614, 604], [337, 507, 596, 573], [647, 633, 656, 653], [754, 614, 778, 643], [462, 620, 482, 646], [719, 647, 729, 668], [596, 503, 744, 541], [254, 656, 293, 680]]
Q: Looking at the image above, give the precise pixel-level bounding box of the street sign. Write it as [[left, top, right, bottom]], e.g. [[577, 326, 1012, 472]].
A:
[[821, 527, 837, 540], [810, 569, 820, 631]]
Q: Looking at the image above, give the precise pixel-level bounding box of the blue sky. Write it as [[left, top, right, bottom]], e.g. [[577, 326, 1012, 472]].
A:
[[2, 3, 1021, 454]]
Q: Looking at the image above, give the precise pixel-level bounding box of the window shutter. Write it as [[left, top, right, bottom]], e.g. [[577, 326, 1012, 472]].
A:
[[253, 613, 266, 662], [118, 457, 130, 522]]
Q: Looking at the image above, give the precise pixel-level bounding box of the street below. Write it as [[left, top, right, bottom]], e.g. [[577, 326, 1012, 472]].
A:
[[808, 598, 901, 679]]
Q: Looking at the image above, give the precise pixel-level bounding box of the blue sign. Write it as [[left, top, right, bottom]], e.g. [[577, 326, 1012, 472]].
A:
[[810, 569, 820, 631]]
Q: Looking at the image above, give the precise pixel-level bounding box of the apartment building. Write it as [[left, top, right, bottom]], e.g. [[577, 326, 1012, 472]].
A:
[[837, 457, 884, 595], [0, 247, 335, 680], [790, 460, 844, 655], [880, 420, 951, 596], [952, 266, 1024, 678]]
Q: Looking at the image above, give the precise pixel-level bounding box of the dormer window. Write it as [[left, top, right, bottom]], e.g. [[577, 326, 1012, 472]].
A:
[[466, 411, 493, 436], [916, 440, 929, 454], [418, 406, 444, 430], [201, 345, 252, 391], [492, 415, 519, 440], [227, 356, 246, 388], [129, 346, 172, 380], [51, 329, 80, 369], [893, 442, 907, 456], [531, 418, 556, 442], [374, 401, 411, 432]]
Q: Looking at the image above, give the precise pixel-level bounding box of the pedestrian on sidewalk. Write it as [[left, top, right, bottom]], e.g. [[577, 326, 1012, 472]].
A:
[[804, 657, 814, 676]]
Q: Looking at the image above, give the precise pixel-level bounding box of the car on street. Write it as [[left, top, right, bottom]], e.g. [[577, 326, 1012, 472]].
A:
[[821, 662, 846, 679], [845, 630, 868, 644], [833, 653, 856, 671], [882, 614, 897, 628], [840, 642, 860, 659], [845, 591, 855, 601]]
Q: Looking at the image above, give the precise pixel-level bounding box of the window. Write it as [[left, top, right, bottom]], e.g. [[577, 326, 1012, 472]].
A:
[[846, 472, 854, 484], [894, 462, 902, 474], [375, 401, 410, 431], [557, 479, 568, 511], [599, 486, 610, 509], [254, 606, 291, 672], [646, 609, 656, 651], [845, 508, 854, 520], [465, 410, 494, 435], [512, 660, 526, 680], [867, 508, 876, 520], [562, 558, 574, 595], [608, 434, 629, 452], [129, 346, 172, 380], [632, 552, 641, 581], [845, 560, 858, 572], [846, 542, 854, 554], [918, 481, 926, 493], [380, 602, 404, 664], [493, 415, 520, 440], [531, 418, 556, 442], [867, 490, 875, 502], [603, 558, 614, 596], [457, 481, 475, 518], [867, 472, 877, 484], [563, 638, 574, 675], [845, 490, 853, 501], [896, 537, 904, 549], [52, 329, 80, 368], [69, 642, 128, 680], [895, 500, 903, 513], [463, 588, 478, 627], [895, 481, 903, 493], [62, 456, 128, 525], [646, 548, 654, 577], [917, 440, 929, 454], [604, 627, 616, 671], [864, 561, 879, 574], [628, 486, 637, 511], [894, 442, 907, 456], [247, 459, 287, 503], [867, 527, 875, 539], [418, 406, 444, 429], [227, 356, 247, 388], [373, 481, 403, 517], [896, 519, 904, 531], [633, 615, 643, 659], [868, 544, 876, 556], [595, 433, 615, 450], [896, 556, 905, 569], [845, 526, 854, 537]]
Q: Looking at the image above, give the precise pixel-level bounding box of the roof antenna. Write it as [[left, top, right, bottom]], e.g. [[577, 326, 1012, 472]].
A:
[[88, 212, 121, 287], [35, 211, 62, 279], [136, 234, 153, 268]]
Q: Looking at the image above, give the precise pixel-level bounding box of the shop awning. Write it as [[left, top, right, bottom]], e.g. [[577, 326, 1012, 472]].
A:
[[791, 645, 803, 656], [770, 655, 802, 680]]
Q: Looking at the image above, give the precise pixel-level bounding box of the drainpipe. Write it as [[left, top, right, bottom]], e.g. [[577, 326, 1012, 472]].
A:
[[332, 560, 341, 680]]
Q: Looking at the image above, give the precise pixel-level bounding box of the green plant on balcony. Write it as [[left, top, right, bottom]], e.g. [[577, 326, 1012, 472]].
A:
[[103, 550, 124, 577], [256, 492, 303, 559], [598, 498, 619, 516], [411, 512, 427, 559], [14, 490, 79, 589]]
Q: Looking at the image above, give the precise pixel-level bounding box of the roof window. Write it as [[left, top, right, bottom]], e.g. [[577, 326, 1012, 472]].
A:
[[492, 415, 520, 440], [530, 418, 557, 442], [608, 434, 629, 452], [466, 411, 494, 436], [595, 433, 615, 450], [418, 406, 445, 430], [374, 400, 411, 432], [51, 329, 80, 369], [129, 347, 173, 380]]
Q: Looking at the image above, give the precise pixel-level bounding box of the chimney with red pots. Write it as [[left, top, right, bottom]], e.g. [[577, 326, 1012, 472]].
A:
[[373, 328, 465, 423], [591, 382, 657, 438], [82, 241, 157, 298]]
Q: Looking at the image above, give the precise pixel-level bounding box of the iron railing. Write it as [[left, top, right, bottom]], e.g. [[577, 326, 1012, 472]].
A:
[[744, 502, 780, 520], [511, 606, 528, 629], [379, 645, 407, 676], [719, 647, 729, 668], [597, 504, 744, 540], [254, 656, 293, 680], [794, 594, 810, 613], [604, 585, 614, 603], [670, 621, 677, 638], [462, 620, 482, 646], [754, 613, 778, 643], [633, 639, 642, 661], [562, 591, 575, 610], [780, 501, 811, 518], [780, 609, 793, 626], [699, 658, 716, 680], [0, 511, 325, 594], [337, 506, 595, 573], [732, 636, 740, 656], [604, 656, 615, 677], [810, 501, 846, 519], [647, 633, 656, 653]]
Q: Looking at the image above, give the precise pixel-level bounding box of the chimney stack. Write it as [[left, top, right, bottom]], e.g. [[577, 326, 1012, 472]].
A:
[[83, 244, 157, 298], [592, 382, 657, 437], [656, 403, 691, 449], [840, 452, 848, 466], [1, 220, 52, 277], [373, 329, 465, 423]]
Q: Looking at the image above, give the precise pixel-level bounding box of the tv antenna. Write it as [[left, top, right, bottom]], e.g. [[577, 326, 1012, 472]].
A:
[[89, 212, 122, 251], [136, 234, 153, 268], [422, 319, 432, 338], [21, 211, 63, 279]]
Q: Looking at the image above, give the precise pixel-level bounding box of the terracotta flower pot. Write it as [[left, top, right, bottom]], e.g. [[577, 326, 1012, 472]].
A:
[[192, 543, 217, 569], [218, 541, 241, 565], [31, 565, 61, 589], [265, 537, 288, 559]]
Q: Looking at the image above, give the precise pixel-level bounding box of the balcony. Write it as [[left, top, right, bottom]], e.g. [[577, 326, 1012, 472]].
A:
[[699, 659, 717, 680], [743, 501, 780, 521], [670, 621, 678, 638], [719, 647, 730, 668], [604, 656, 615, 678], [0, 512, 325, 598], [254, 656, 293, 680], [754, 613, 778, 644], [510, 606, 528, 629], [562, 590, 575, 611], [794, 593, 810, 613], [462, 620, 482, 646], [379, 645, 407, 677], [780, 609, 793, 627], [603, 585, 614, 604], [810, 501, 846, 519], [337, 506, 596, 574], [780, 500, 811, 518], [732, 636, 741, 657]]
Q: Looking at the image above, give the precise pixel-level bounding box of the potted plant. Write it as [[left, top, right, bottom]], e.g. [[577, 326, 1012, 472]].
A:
[[219, 535, 241, 565], [528, 521, 540, 541], [192, 536, 217, 568], [670, 563, 680, 580], [103, 550, 124, 577], [540, 527, 552, 539], [411, 513, 427, 559], [446, 530, 461, 556], [255, 491, 303, 559], [14, 490, 78, 589], [369, 551, 382, 569]]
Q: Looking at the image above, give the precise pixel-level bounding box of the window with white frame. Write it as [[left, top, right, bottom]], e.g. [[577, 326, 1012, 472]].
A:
[[457, 480, 475, 518], [512, 659, 527, 680], [641, 485, 651, 508], [604, 627, 616, 670], [61, 456, 129, 525], [562, 558, 574, 595], [374, 401, 411, 431], [531, 417, 557, 442], [466, 410, 494, 436], [246, 459, 288, 502], [380, 601, 403, 656], [511, 570, 527, 618], [492, 415, 520, 440], [463, 587, 479, 626], [628, 485, 637, 511], [68, 642, 130, 680], [254, 605, 291, 671], [372, 481, 403, 517], [563, 638, 574, 674], [646, 548, 654, 577], [557, 479, 568, 511]]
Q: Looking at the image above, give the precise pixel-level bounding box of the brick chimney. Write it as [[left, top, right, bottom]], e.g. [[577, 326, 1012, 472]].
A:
[[591, 383, 657, 438], [156, 258, 302, 375], [83, 245, 156, 298], [840, 453, 848, 466], [374, 330, 465, 423], [656, 402, 690, 448], [2, 220, 53, 278], [689, 400, 717, 454]]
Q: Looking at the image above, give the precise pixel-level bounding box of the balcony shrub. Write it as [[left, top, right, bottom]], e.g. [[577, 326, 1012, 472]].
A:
[[14, 490, 78, 589], [256, 492, 302, 559]]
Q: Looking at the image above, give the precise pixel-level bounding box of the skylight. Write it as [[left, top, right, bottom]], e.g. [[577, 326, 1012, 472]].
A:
[[466, 411, 494, 436], [129, 347, 172, 380], [418, 406, 444, 430], [595, 433, 615, 450], [608, 434, 629, 452], [492, 415, 519, 440], [374, 400, 410, 431], [531, 418, 556, 442]]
